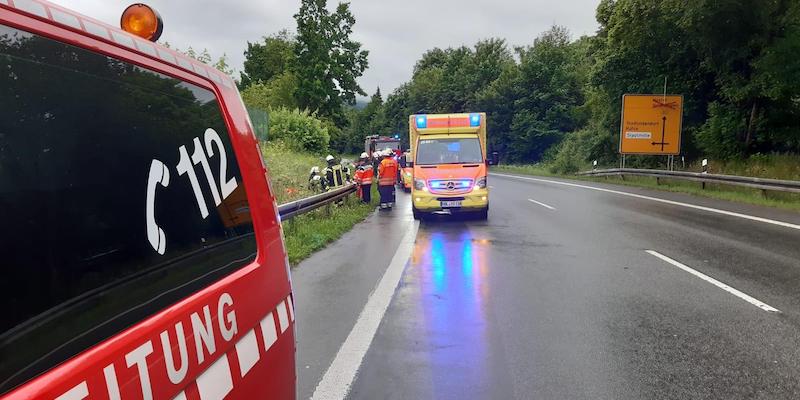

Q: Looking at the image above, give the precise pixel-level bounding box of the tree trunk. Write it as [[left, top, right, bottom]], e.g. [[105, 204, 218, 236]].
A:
[[745, 101, 757, 148]]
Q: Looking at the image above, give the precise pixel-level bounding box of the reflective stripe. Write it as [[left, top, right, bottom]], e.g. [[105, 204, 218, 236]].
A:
[[331, 165, 343, 187]]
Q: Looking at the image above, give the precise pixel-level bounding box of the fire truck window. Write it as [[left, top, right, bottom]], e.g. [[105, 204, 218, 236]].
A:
[[0, 25, 257, 392]]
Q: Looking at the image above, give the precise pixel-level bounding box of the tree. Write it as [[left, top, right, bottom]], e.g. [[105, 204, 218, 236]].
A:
[[500, 27, 585, 162], [293, 0, 369, 124], [240, 73, 299, 111], [239, 31, 295, 88], [335, 88, 386, 153]]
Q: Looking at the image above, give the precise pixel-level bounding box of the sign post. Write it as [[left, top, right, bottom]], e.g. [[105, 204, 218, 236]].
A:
[[619, 94, 683, 156]]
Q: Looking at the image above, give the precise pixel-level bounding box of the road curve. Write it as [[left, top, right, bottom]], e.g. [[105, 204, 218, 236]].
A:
[[294, 173, 800, 400]]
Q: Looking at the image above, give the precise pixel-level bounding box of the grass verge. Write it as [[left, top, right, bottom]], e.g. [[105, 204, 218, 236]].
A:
[[262, 141, 378, 264], [492, 164, 800, 212], [281, 190, 377, 265]]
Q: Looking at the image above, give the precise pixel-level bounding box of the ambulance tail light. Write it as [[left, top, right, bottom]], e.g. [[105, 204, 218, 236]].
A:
[[120, 4, 163, 42]]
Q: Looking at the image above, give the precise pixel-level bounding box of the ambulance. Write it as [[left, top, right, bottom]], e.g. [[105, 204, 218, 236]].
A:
[[408, 113, 498, 220], [0, 2, 295, 399]]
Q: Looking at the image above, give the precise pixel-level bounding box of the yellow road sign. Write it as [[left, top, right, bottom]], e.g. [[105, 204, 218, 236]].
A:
[[619, 94, 683, 155]]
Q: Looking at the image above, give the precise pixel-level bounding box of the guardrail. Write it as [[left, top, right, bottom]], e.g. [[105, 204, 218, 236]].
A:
[[278, 183, 358, 221], [577, 168, 800, 194]]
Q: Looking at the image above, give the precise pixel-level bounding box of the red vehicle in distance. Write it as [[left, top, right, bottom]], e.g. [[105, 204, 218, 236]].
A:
[[364, 135, 402, 159], [0, 2, 295, 399]]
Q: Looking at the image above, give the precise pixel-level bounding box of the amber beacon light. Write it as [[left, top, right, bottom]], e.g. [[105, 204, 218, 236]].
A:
[[120, 4, 163, 42]]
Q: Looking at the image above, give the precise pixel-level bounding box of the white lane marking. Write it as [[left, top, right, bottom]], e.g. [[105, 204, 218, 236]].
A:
[[528, 198, 556, 210], [235, 329, 260, 377], [491, 173, 800, 231], [195, 354, 234, 400], [646, 250, 780, 313], [311, 221, 420, 400]]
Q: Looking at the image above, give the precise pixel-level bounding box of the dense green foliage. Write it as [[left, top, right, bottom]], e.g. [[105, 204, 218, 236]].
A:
[[265, 108, 330, 153], [239, 0, 800, 169], [375, 0, 800, 170]]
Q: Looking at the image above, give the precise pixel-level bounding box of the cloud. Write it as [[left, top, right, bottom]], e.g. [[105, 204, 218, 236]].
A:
[[50, 0, 599, 96]]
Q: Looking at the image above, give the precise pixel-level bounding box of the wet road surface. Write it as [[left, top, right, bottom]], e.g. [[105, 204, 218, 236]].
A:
[[293, 174, 800, 399]]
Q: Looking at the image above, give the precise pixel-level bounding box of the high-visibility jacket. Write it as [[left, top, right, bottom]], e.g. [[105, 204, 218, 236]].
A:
[[324, 164, 344, 188], [358, 164, 374, 185], [378, 158, 398, 186]]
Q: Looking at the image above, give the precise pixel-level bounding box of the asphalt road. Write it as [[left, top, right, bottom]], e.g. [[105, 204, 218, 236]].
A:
[[292, 173, 800, 400]]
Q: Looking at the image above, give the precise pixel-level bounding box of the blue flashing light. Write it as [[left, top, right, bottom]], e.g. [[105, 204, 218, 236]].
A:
[[416, 115, 427, 129], [469, 113, 481, 127], [394, 134, 400, 139]]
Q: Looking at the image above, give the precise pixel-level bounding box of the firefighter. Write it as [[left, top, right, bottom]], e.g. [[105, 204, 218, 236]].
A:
[[341, 159, 353, 183], [372, 151, 381, 176], [322, 154, 344, 190], [377, 149, 398, 209], [308, 166, 325, 192], [355, 152, 373, 203]]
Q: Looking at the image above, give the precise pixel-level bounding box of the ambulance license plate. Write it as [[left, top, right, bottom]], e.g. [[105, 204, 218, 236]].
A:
[[440, 200, 462, 208]]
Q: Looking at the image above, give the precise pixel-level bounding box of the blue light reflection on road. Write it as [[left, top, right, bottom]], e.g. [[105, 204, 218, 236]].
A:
[[413, 229, 490, 397]]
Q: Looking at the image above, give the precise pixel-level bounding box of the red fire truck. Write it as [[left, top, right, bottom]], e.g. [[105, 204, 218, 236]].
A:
[[364, 135, 402, 159], [0, 2, 294, 399]]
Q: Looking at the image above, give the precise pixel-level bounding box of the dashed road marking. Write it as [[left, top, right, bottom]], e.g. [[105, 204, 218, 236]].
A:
[[528, 198, 556, 210], [646, 250, 780, 313], [491, 173, 800, 231]]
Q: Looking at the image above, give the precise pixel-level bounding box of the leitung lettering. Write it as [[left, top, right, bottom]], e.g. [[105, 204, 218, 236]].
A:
[[55, 292, 240, 400]]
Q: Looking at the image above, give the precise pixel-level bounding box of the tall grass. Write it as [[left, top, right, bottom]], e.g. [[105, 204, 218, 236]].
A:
[[262, 141, 323, 203], [698, 154, 800, 181]]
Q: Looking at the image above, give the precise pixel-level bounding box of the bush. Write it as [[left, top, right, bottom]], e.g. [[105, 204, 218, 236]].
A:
[[268, 107, 330, 153], [696, 102, 747, 160], [545, 128, 612, 174], [240, 72, 298, 110]]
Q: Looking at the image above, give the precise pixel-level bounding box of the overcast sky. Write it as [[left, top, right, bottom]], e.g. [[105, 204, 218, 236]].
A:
[[52, 0, 600, 97]]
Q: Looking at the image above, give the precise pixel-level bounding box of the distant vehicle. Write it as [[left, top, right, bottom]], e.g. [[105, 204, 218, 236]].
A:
[[0, 2, 295, 399], [408, 113, 497, 220], [365, 135, 402, 159]]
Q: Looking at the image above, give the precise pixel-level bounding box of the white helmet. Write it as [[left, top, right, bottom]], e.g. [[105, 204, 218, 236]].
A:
[[360, 152, 368, 159], [310, 166, 319, 174], [325, 155, 335, 162]]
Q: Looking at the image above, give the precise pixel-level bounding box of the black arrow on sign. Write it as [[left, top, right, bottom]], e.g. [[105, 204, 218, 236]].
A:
[[651, 116, 668, 151]]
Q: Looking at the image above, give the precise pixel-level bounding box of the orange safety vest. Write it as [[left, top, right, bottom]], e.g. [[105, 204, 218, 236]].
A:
[[378, 158, 398, 186], [359, 165, 374, 185]]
